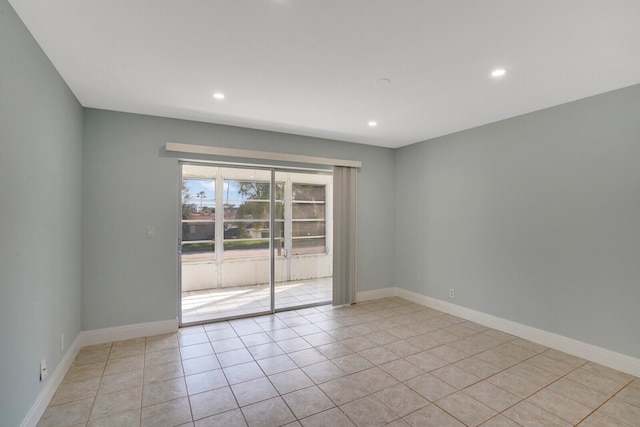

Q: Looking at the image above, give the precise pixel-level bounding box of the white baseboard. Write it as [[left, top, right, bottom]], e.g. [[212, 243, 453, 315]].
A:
[[356, 287, 396, 302], [20, 334, 83, 427], [82, 318, 179, 347], [393, 287, 640, 378], [24, 318, 179, 427]]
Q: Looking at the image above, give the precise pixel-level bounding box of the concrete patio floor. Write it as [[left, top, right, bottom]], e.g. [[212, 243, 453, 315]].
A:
[[181, 277, 332, 324]]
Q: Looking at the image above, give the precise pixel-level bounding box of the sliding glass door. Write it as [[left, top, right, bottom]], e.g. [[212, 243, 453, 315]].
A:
[[180, 163, 332, 324]]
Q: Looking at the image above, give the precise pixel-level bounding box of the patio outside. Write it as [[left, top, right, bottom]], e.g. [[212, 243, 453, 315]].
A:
[[181, 277, 332, 324]]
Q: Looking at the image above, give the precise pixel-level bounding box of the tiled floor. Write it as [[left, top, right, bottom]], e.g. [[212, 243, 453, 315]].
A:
[[40, 297, 640, 426], [182, 278, 332, 324]]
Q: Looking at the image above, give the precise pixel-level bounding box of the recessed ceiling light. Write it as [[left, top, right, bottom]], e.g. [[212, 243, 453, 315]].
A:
[[368, 121, 378, 127], [213, 92, 225, 100], [491, 69, 506, 78]]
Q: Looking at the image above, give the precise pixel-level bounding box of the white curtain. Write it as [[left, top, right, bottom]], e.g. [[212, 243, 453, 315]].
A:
[[333, 166, 357, 306]]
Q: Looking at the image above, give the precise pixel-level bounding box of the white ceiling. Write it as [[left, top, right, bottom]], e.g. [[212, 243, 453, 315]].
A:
[[9, 0, 640, 148]]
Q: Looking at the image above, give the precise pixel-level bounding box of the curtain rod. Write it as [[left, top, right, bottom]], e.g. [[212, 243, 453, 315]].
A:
[[165, 142, 362, 168]]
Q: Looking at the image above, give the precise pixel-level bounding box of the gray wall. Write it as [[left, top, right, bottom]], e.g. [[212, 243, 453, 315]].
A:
[[82, 109, 395, 330], [0, 1, 83, 425], [395, 84, 640, 359]]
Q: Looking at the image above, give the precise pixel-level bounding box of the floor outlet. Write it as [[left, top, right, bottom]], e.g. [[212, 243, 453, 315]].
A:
[[40, 359, 47, 381]]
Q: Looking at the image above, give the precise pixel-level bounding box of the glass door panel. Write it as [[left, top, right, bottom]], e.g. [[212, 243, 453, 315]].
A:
[[274, 171, 333, 310], [180, 163, 332, 325]]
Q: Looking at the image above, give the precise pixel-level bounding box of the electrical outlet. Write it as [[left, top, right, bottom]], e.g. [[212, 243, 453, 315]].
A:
[[449, 288, 455, 298], [40, 359, 47, 381], [61, 334, 65, 353], [146, 225, 155, 238]]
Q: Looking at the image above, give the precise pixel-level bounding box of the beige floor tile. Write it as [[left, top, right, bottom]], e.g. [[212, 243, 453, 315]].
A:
[[475, 349, 520, 370], [300, 407, 355, 427], [436, 391, 497, 426], [37, 398, 94, 427], [542, 348, 587, 367], [38, 298, 640, 427], [99, 369, 143, 395], [616, 385, 640, 407], [144, 360, 184, 383], [319, 377, 370, 406], [141, 396, 192, 427], [86, 409, 141, 427], [189, 386, 238, 420], [359, 346, 400, 365], [181, 356, 219, 377], [216, 348, 254, 367], [374, 383, 429, 417], [185, 369, 228, 395], [223, 361, 265, 385], [427, 344, 470, 363], [527, 388, 592, 424], [302, 360, 345, 384], [194, 408, 247, 427], [463, 380, 521, 412], [211, 337, 245, 353], [365, 330, 400, 346], [103, 354, 145, 376], [277, 337, 313, 353], [479, 414, 521, 426], [431, 365, 481, 389], [582, 362, 635, 384], [256, 354, 297, 375], [525, 353, 576, 376], [503, 401, 572, 427], [269, 369, 315, 394], [247, 342, 285, 360], [282, 386, 335, 419], [404, 351, 449, 372], [231, 377, 278, 406], [178, 332, 209, 347], [404, 373, 457, 402], [288, 348, 328, 367], [379, 359, 424, 381], [349, 367, 399, 393], [145, 333, 178, 353], [180, 342, 214, 360], [382, 340, 422, 357], [547, 378, 609, 409], [240, 396, 296, 427], [340, 395, 398, 426], [577, 411, 631, 427], [567, 367, 629, 395], [50, 377, 101, 406], [454, 356, 503, 379], [63, 361, 106, 384], [145, 348, 181, 367], [402, 404, 464, 427], [73, 348, 111, 366], [315, 342, 353, 359], [90, 387, 142, 421], [599, 397, 640, 426], [113, 337, 146, 348], [341, 336, 378, 352], [109, 341, 146, 359], [142, 377, 187, 407], [487, 370, 545, 399], [331, 354, 374, 374]]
